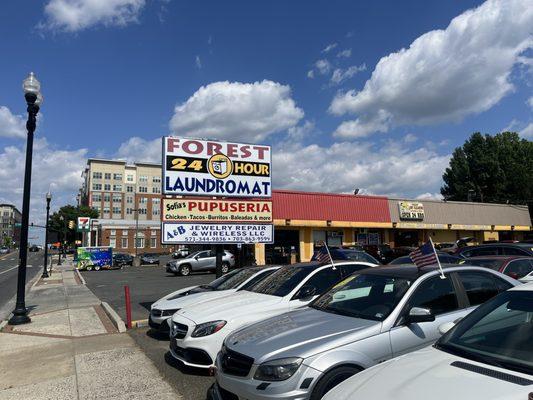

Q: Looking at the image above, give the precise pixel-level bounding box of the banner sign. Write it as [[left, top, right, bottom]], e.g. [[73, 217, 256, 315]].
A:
[[162, 137, 272, 198], [162, 223, 274, 244], [162, 198, 272, 223], [398, 201, 425, 221], [77, 217, 91, 232], [76, 247, 112, 270]]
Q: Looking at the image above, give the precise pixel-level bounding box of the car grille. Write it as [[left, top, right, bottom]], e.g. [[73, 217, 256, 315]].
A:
[[218, 386, 239, 400], [171, 322, 188, 339], [170, 341, 213, 366], [220, 346, 254, 377]]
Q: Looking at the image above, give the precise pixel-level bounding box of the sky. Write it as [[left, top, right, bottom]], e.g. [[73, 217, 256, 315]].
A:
[[0, 0, 531, 227]]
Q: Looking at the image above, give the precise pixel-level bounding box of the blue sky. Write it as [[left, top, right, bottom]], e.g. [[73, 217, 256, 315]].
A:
[[0, 0, 531, 223]]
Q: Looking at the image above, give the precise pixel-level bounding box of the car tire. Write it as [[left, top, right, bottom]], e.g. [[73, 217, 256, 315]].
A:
[[309, 365, 362, 400], [221, 262, 230, 274], [179, 264, 191, 276], [86, 265, 93, 271], [94, 265, 101, 271]]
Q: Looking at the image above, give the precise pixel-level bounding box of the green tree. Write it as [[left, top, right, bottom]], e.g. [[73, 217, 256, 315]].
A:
[[49, 205, 99, 246], [441, 132, 533, 207]]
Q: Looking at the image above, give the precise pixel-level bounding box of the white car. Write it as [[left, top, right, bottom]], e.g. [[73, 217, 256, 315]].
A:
[[149, 266, 279, 333], [169, 261, 377, 369], [323, 282, 533, 400]]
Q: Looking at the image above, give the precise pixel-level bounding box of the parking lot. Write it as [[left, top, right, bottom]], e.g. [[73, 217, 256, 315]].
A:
[[82, 255, 214, 321]]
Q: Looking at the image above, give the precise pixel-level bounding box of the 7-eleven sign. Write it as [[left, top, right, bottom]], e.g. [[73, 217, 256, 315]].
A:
[[77, 217, 91, 232]]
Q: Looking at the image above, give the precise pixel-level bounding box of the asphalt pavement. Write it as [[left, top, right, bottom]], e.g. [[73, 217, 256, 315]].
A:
[[0, 250, 51, 320], [82, 255, 215, 322]]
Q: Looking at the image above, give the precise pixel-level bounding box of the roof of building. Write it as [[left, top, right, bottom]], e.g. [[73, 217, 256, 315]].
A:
[[388, 198, 531, 227], [272, 190, 391, 223]]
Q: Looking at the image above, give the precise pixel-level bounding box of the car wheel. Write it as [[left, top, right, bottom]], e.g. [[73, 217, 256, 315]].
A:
[[94, 265, 101, 271], [86, 265, 93, 271], [310, 365, 362, 400], [179, 264, 191, 276], [221, 262, 230, 273]]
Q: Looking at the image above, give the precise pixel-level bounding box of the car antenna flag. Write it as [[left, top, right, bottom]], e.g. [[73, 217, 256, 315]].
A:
[[316, 241, 335, 269], [409, 238, 446, 279]]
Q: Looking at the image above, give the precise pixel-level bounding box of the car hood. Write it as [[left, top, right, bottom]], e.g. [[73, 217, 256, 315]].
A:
[[172, 291, 284, 324], [226, 308, 380, 363], [323, 346, 532, 400], [152, 288, 238, 311]]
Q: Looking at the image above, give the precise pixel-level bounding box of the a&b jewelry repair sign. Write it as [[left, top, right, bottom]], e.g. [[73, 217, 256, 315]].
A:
[[162, 223, 273, 244], [162, 137, 271, 198]]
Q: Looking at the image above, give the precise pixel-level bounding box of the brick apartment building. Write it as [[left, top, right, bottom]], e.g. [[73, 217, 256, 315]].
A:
[[0, 204, 22, 248], [80, 159, 169, 254]]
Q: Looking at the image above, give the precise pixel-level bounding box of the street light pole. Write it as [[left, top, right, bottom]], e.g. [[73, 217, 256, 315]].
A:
[[41, 192, 52, 278], [9, 72, 43, 325], [58, 215, 64, 265]]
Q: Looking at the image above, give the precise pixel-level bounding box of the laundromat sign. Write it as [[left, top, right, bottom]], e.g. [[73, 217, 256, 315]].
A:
[[162, 198, 273, 223], [162, 137, 271, 198]]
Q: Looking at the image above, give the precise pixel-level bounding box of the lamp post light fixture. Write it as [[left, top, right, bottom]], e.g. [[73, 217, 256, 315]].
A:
[[9, 72, 43, 325], [42, 192, 52, 279]]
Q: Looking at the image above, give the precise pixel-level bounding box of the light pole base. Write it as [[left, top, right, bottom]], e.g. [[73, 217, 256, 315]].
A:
[[41, 271, 50, 279], [8, 309, 31, 325]]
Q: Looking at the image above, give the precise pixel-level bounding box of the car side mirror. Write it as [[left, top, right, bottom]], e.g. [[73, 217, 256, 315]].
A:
[[296, 285, 316, 300], [438, 321, 456, 335], [406, 307, 435, 324], [194, 255, 200, 260]]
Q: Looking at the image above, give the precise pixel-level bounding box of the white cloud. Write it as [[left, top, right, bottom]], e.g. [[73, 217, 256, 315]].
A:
[[520, 122, 533, 138], [195, 55, 202, 69], [528, 97, 533, 110], [116, 136, 161, 163], [287, 120, 315, 141], [40, 0, 145, 32], [0, 106, 25, 138], [330, 0, 533, 137], [0, 138, 87, 224], [272, 139, 450, 197], [333, 110, 390, 138], [403, 133, 417, 143], [330, 64, 366, 85], [315, 59, 332, 75], [322, 43, 338, 53], [336, 49, 352, 58], [169, 80, 304, 142], [307, 70, 314, 79], [416, 192, 443, 201]]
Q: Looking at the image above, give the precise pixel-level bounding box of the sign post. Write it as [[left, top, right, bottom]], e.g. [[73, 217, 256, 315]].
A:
[[161, 137, 274, 275]]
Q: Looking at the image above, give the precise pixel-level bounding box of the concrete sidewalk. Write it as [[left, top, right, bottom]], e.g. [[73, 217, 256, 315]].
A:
[[0, 260, 181, 400]]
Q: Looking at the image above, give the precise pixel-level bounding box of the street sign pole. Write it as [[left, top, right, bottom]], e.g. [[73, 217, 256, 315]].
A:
[[215, 245, 224, 278]]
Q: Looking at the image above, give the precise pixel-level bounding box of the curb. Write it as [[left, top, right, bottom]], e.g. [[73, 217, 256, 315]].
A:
[[131, 319, 149, 328], [74, 268, 86, 285], [101, 302, 127, 333]]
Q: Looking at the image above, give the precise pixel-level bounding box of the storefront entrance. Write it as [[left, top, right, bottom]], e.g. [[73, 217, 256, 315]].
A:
[[394, 230, 420, 247], [266, 229, 300, 265]]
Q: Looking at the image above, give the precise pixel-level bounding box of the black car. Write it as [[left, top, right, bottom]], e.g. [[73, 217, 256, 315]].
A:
[[29, 245, 40, 252], [311, 248, 379, 264], [140, 253, 160, 265], [455, 243, 533, 258], [388, 251, 463, 265], [113, 253, 133, 267]]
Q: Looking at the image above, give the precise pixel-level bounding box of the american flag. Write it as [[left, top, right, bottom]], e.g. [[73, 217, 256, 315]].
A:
[[409, 240, 439, 268], [315, 245, 332, 264]]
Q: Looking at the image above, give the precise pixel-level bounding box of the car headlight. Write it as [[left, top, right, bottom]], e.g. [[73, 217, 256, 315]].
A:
[[253, 357, 303, 381], [161, 309, 179, 317], [191, 320, 226, 337]]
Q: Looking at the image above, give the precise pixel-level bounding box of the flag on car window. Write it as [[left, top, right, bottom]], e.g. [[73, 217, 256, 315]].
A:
[[409, 240, 439, 268]]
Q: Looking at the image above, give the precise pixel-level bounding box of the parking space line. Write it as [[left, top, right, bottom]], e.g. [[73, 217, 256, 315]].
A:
[[0, 265, 19, 275]]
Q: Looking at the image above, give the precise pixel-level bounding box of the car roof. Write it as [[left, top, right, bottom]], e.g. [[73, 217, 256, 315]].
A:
[[510, 281, 533, 291], [467, 255, 532, 260], [359, 263, 491, 280]]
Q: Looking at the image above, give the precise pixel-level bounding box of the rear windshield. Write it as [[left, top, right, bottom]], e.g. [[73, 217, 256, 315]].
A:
[[249, 266, 314, 297], [208, 268, 258, 290], [464, 259, 504, 270]]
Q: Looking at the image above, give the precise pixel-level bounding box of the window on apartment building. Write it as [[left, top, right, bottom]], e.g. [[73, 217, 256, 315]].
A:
[[126, 196, 133, 204], [152, 198, 160, 204], [139, 175, 148, 182], [138, 186, 147, 193], [103, 207, 110, 214], [112, 194, 121, 202], [151, 230, 157, 236], [138, 208, 147, 215], [150, 238, 157, 248], [93, 172, 102, 179], [126, 174, 133, 182], [113, 184, 122, 191], [152, 208, 160, 216], [92, 193, 101, 202], [104, 173, 111, 179], [92, 183, 102, 190], [113, 173, 122, 180], [126, 185, 134, 193], [126, 208, 132, 215], [110, 230, 116, 236], [121, 238, 128, 248], [135, 237, 144, 248], [103, 193, 111, 202], [152, 176, 161, 183], [109, 237, 116, 248], [93, 205, 101, 212], [112, 207, 121, 214], [104, 184, 111, 191], [139, 197, 148, 204], [152, 187, 161, 194]]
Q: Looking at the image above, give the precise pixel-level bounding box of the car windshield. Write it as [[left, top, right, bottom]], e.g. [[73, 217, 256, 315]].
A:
[[187, 251, 202, 259], [209, 268, 260, 291], [249, 266, 314, 297], [436, 290, 533, 375], [310, 273, 412, 321], [463, 258, 504, 270]]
